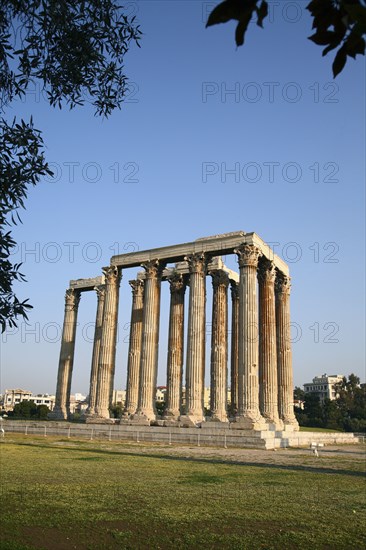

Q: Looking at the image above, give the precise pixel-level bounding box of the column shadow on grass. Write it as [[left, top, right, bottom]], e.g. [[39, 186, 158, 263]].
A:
[[12, 441, 366, 478]]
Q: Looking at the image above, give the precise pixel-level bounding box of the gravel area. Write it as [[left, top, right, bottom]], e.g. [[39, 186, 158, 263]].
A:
[[96, 440, 366, 471]]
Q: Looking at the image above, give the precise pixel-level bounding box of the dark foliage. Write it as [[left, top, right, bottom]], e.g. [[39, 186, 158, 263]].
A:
[[155, 400, 166, 417], [11, 400, 50, 419], [0, 1, 141, 331], [206, 0, 365, 77], [295, 374, 366, 432], [0, 1, 141, 115], [0, 117, 52, 331]]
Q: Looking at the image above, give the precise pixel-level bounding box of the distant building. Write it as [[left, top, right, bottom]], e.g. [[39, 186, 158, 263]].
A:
[[111, 388, 165, 407], [156, 387, 166, 403], [74, 392, 87, 402], [71, 393, 88, 414], [303, 374, 344, 402], [29, 394, 56, 410], [181, 387, 232, 410], [112, 389, 126, 406], [110, 387, 233, 410], [1, 389, 92, 413], [2, 389, 56, 411], [3, 389, 33, 411]]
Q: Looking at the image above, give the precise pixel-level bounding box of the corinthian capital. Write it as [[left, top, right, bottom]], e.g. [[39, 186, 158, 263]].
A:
[[168, 272, 186, 294], [65, 288, 81, 310], [129, 279, 144, 297], [95, 284, 106, 301], [184, 252, 208, 274], [141, 259, 164, 279], [257, 258, 276, 285], [234, 244, 261, 268], [211, 270, 229, 289], [275, 273, 291, 295], [102, 265, 121, 286]]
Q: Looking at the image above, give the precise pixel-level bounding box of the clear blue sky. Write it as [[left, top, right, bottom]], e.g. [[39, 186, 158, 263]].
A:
[[1, 1, 365, 395]]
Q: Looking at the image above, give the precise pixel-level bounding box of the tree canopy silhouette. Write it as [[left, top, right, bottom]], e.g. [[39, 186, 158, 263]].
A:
[[0, 1, 141, 331], [206, 0, 366, 78]]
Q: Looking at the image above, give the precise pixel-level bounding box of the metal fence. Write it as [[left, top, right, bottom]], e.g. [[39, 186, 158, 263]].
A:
[[1, 421, 363, 449], [0, 422, 258, 448]]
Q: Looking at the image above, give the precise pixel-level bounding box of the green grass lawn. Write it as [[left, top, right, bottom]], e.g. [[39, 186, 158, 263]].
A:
[[1, 435, 365, 549]]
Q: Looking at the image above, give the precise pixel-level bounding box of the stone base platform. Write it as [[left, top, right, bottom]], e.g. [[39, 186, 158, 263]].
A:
[[85, 417, 116, 425], [2, 420, 361, 449]]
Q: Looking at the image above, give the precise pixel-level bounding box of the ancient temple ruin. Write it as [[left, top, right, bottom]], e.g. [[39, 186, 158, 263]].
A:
[[51, 231, 299, 432]]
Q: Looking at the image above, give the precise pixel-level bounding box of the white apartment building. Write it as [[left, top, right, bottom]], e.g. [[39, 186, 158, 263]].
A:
[[2, 389, 55, 411], [303, 374, 344, 402], [156, 387, 166, 403], [112, 389, 126, 406], [2, 390, 89, 413]]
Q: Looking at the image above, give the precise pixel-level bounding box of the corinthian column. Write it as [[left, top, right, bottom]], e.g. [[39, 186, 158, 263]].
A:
[[230, 281, 239, 417], [275, 273, 299, 430], [233, 244, 266, 431], [258, 259, 283, 430], [85, 284, 106, 417], [163, 273, 186, 421], [124, 279, 144, 416], [95, 266, 121, 419], [51, 288, 81, 420], [133, 260, 164, 424], [209, 270, 229, 422], [180, 253, 208, 426]]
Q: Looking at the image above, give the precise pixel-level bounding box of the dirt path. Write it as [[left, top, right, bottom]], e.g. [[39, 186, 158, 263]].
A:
[[3, 434, 365, 471], [93, 440, 366, 471]]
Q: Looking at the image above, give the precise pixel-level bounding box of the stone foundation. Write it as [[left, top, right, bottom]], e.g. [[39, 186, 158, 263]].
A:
[[3, 420, 360, 450]]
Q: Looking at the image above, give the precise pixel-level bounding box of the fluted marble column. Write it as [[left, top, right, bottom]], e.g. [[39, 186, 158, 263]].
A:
[[133, 260, 164, 423], [180, 253, 208, 425], [124, 279, 144, 416], [275, 273, 299, 430], [163, 273, 186, 421], [230, 281, 239, 417], [258, 259, 283, 430], [209, 270, 229, 422], [85, 284, 106, 417], [51, 288, 81, 419], [95, 266, 121, 419], [233, 244, 266, 430]]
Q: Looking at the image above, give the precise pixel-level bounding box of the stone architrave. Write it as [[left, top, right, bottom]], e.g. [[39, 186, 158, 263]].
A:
[[180, 253, 208, 426], [85, 284, 106, 417], [51, 289, 81, 419], [233, 245, 266, 430], [94, 266, 121, 419], [133, 260, 164, 423], [230, 281, 239, 417], [275, 273, 299, 430], [258, 259, 283, 430], [209, 270, 229, 422], [163, 273, 186, 421], [124, 279, 144, 416]]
